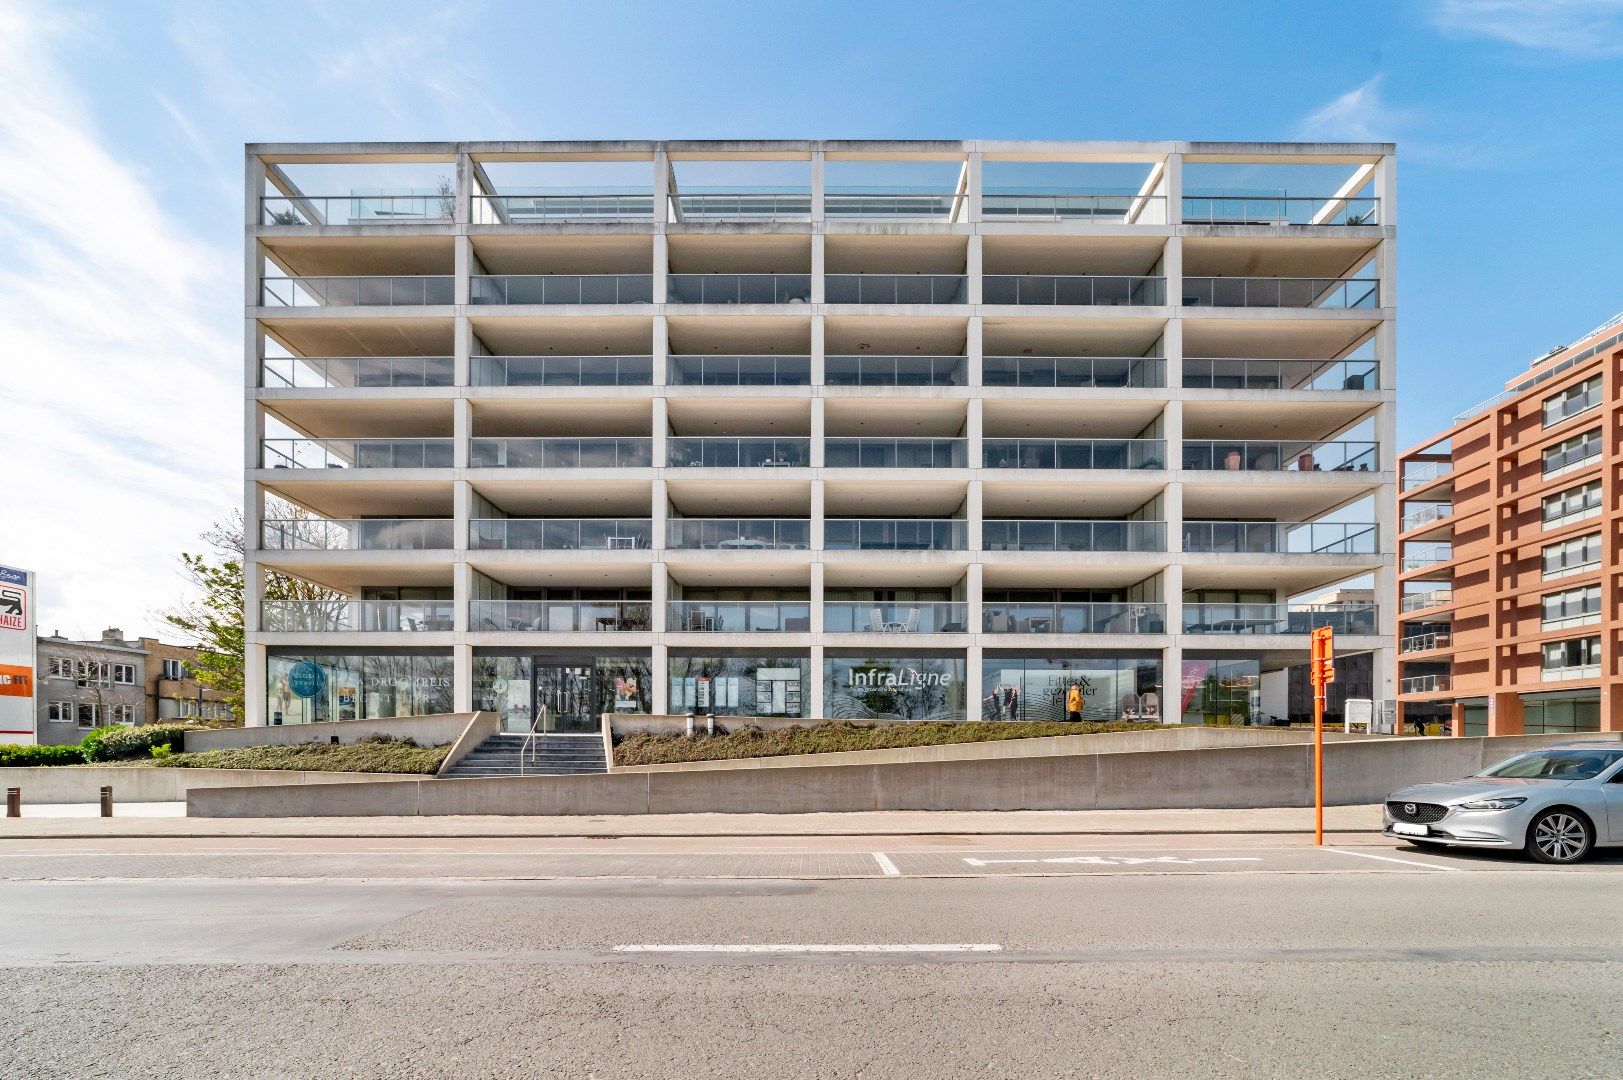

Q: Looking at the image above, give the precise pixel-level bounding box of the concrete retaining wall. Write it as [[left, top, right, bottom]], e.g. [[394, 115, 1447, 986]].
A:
[[435, 713, 501, 776], [1, 767, 420, 805], [187, 731, 1621, 818], [184, 713, 476, 753]]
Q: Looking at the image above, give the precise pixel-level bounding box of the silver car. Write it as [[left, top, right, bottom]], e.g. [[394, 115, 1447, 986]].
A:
[[1383, 743, 1623, 864]]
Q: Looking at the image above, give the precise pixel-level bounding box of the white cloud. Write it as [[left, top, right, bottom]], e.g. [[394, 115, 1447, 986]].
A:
[[1433, 0, 1623, 59], [0, 0, 240, 641], [1293, 76, 1406, 143]]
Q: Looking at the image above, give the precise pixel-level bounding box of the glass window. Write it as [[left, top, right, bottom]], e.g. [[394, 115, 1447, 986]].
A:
[[266, 652, 454, 725], [76, 703, 98, 727], [1543, 375, 1603, 427], [1179, 657, 1261, 725], [1541, 533, 1601, 579], [980, 657, 1160, 722], [1541, 636, 1600, 677], [1542, 585, 1601, 628], [669, 656, 809, 718], [1542, 428, 1601, 475], [1543, 480, 1601, 527], [1480, 748, 1619, 779], [824, 656, 966, 722]]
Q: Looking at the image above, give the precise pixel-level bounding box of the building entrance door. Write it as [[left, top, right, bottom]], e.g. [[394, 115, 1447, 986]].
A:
[[534, 663, 597, 733]]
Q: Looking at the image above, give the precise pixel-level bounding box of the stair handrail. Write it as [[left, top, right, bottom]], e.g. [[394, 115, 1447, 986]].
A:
[[519, 705, 548, 776]]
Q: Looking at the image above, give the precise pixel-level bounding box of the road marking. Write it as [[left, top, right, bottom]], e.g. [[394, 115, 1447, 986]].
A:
[[872, 852, 901, 876], [962, 855, 1264, 867], [612, 943, 1003, 954], [1324, 847, 1464, 872]]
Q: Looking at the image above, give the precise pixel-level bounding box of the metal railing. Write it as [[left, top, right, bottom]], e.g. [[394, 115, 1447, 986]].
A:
[[983, 438, 1165, 470], [1182, 603, 1378, 635], [471, 356, 652, 387], [261, 600, 454, 632], [664, 518, 811, 550], [824, 192, 966, 219], [1180, 195, 1379, 226], [469, 438, 652, 468], [1403, 545, 1453, 570], [469, 519, 652, 551], [667, 274, 813, 304], [260, 518, 453, 551], [1400, 631, 1452, 653], [1182, 358, 1377, 392], [472, 194, 655, 223], [668, 193, 811, 220], [982, 356, 1164, 388], [667, 601, 811, 632], [469, 600, 651, 633], [666, 437, 810, 468], [823, 438, 966, 469], [1401, 503, 1454, 531], [982, 603, 1166, 635], [982, 519, 1166, 553], [823, 519, 967, 551], [261, 276, 453, 307], [823, 602, 969, 633], [1401, 589, 1454, 613], [470, 275, 654, 305], [1402, 461, 1451, 490], [262, 356, 455, 389], [1182, 440, 1378, 472], [1181, 521, 1378, 555], [261, 438, 453, 470], [260, 194, 453, 226], [982, 275, 1166, 306], [980, 192, 1168, 223], [1401, 674, 1452, 694], [825, 275, 968, 304], [668, 355, 812, 386], [1181, 277, 1379, 309], [823, 355, 968, 386]]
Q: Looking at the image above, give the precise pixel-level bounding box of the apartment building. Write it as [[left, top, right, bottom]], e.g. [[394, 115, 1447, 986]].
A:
[[34, 629, 146, 746], [1397, 311, 1623, 736], [138, 637, 235, 723], [244, 140, 1396, 732]]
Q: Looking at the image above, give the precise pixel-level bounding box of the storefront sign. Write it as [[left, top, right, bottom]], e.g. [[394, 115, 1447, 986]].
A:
[[847, 666, 952, 689], [287, 661, 327, 699], [0, 564, 35, 743]]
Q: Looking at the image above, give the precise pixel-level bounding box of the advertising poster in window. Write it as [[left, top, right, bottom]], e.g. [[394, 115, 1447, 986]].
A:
[[824, 657, 965, 722], [0, 565, 36, 744], [980, 658, 1159, 723]]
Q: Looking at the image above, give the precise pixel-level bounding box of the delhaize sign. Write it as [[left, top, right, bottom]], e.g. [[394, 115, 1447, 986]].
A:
[[0, 565, 37, 745]]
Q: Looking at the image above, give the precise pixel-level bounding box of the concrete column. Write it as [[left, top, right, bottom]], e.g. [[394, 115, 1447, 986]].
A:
[[651, 478, 668, 550], [652, 314, 668, 387], [453, 397, 471, 470], [652, 396, 669, 470], [966, 233, 982, 306], [965, 151, 982, 224], [1488, 690, 1524, 737], [1163, 234, 1182, 311], [811, 233, 825, 305], [810, 560, 825, 635], [1162, 477, 1183, 561], [811, 478, 825, 551], [1160, 642, 1182, 725], [244, 641, 268, 727], [653, 150, 670, 225], [964, 643, 982, 723], [810, 396, 825, 468], [453, 644, 474, 713], [966, 314, 983, 389], [1375, 153, 1397, 232], [651, 563, 669, 714], [455, 151, 473, 226], [966, 559, 984, 642], [455, 313, 472, 389], [1161, 312, 1182, 399], [454, 235, 472, 307], [1162, 152, 1183, 226], [808, 645, 825, 721], [811, 315, 825, 385], [653, 232, 669, 309], [1163, 560, 1185, 642], [453, 560, 472, 635], [966, 477, 983, 553], [454, 480, 472, 554], [810, 150, 825, 222]]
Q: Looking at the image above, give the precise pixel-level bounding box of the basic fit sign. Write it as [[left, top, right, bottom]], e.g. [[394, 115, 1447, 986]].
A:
[[0, 565, 36, 743]]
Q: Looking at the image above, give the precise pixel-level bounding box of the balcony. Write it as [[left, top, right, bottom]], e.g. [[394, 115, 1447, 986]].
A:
[[1401, 503, 1453, 531], [1181, 521, 1378, 555], [260, 518, 453, 551], [982, 356, 1164, 389], [1182, 358, 1377, 392], [469, 519, 652, 551], [1180, 195, 1379, 227], [983, 438, 1165, 470], [1401, 589, 1453, 613], [980, 193, 1167, 223], [470, 275, 653, 305], [261, 599, 453, 632], [1401, 461, 1452, 491], [470, 600, 650, 633], [471, 356, 652, 387], [824, 355, 967, 387], [824, 602, 968, 633], [469, 437, 652, 468], [982, 602, 1166, 635], [823, 438, 967, 469], [263, 356, 454, 389], [668, 355, 811, 386], [1182, 603, 1377, 635], [1182, 440, 1378, 473], [472, 194, 655, 223], [667, 437, 810, 468], [824, 192, 965, 219], [260, 194, 452, 227], [1403, 545, 1453, 571], [1181, 277, 1378, 309], [262, 438, 453, 470], [669, 193, 811, 221], [824, 275, 967, 305], [261, 276, 452, 307], [667, 601, 811, 633], [823, 519, 967, 551], [982, 275, 1166, 307], [1400, 631, 1452, 653], [665, 518, 811, 551], [1401, 674, 1452, 694], [667, 274, 812, 305], [982, 520, 1165, 553]]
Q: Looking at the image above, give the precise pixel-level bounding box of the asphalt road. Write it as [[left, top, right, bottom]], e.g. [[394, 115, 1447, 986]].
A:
[[2, 836, 1619, 1079]]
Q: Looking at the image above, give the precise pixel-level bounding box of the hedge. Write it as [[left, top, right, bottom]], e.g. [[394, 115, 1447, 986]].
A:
[[0, 744, 85, 767], [80, 723, 202, 763]]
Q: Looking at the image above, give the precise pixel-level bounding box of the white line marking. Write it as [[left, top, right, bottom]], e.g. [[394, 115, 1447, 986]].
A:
[[872, 852, 901, 876], [963, 855, 1263, 867], [1324, 847, 1464, 872], [612, 943, 1003, 954]]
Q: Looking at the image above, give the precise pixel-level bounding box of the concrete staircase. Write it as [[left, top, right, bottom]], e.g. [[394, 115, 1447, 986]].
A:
[[439, 733, 607, 778]]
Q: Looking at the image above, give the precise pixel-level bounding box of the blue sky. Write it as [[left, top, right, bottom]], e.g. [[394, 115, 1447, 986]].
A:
[[2, 0, 1622, 638]]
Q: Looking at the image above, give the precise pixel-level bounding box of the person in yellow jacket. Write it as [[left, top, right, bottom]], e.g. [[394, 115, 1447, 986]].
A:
[[1065, 683, 1083, 723]]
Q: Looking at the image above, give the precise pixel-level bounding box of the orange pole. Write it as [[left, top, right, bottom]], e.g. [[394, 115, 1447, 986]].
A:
[[1314, 684, 1324, 845]]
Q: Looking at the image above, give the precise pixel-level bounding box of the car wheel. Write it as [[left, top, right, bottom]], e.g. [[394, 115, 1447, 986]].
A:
[[1526, 809, 1593, 864]]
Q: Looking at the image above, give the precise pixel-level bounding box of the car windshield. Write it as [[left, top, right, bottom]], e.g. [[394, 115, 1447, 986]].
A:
[[1478, 750, 1623, 781]]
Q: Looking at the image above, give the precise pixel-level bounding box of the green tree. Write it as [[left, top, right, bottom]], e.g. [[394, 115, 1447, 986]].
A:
[[162, 510, 341, 722]]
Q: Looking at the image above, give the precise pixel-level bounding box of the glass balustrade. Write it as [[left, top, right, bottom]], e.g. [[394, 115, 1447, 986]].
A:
[[669, 193, 812, 220], [1182, 441, 1378, 472], [472, 194, 655, 223], [261, 438, 453, 469], [981, 520, 1166, 553], [469, 275, 653, 304], [1401, 674, 1452, 694], [260, 519, 453, 551], [822, 602, 969, 633], [980, 193, 1167, 223], [666, 275, 812, 304], [981, 356, 1164, 388], [823, 192, 966, 219], [1400, 631, 1452, 654], [261, 600, 454, 632], [666, 601, 811, 632], [469, 600, 651, 633], [824, 275, 968, 304], [822, 519, 966, 551], [261, 356, 454, 389], [468, 519, 652, 550], [1180, 195, 1379, 226], [471, 356, 652, 387], [1182, 358, 1378, 392], [664, 519, 811, 550], [260, 194, 453, 226], [1401, 590, 1453, 612], [1182, 603, 1377, 635], [261, 276, 453, 307], [1181, 277, 1379, 308], [982, 275, 1166, 306], [823, 355, 968, 386], [667, 355, 812, 386], [981, 603, 1166, 634], [666, 437, 810, 468], [1181, 521, 1378, 555], [823, 439, 966, 469], [469, 438, 652, 468], [982, 439, 1165, 470]]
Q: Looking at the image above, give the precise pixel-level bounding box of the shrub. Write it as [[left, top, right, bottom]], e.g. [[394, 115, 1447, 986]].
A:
[[0, 744, 85, 767], [81, 722, 201, 763], [149, 744, 173, 759], [355, 733, 419, 747]]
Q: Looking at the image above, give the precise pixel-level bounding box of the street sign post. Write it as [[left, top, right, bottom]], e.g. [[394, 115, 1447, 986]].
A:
[[1310, 625, 1336, 845]]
